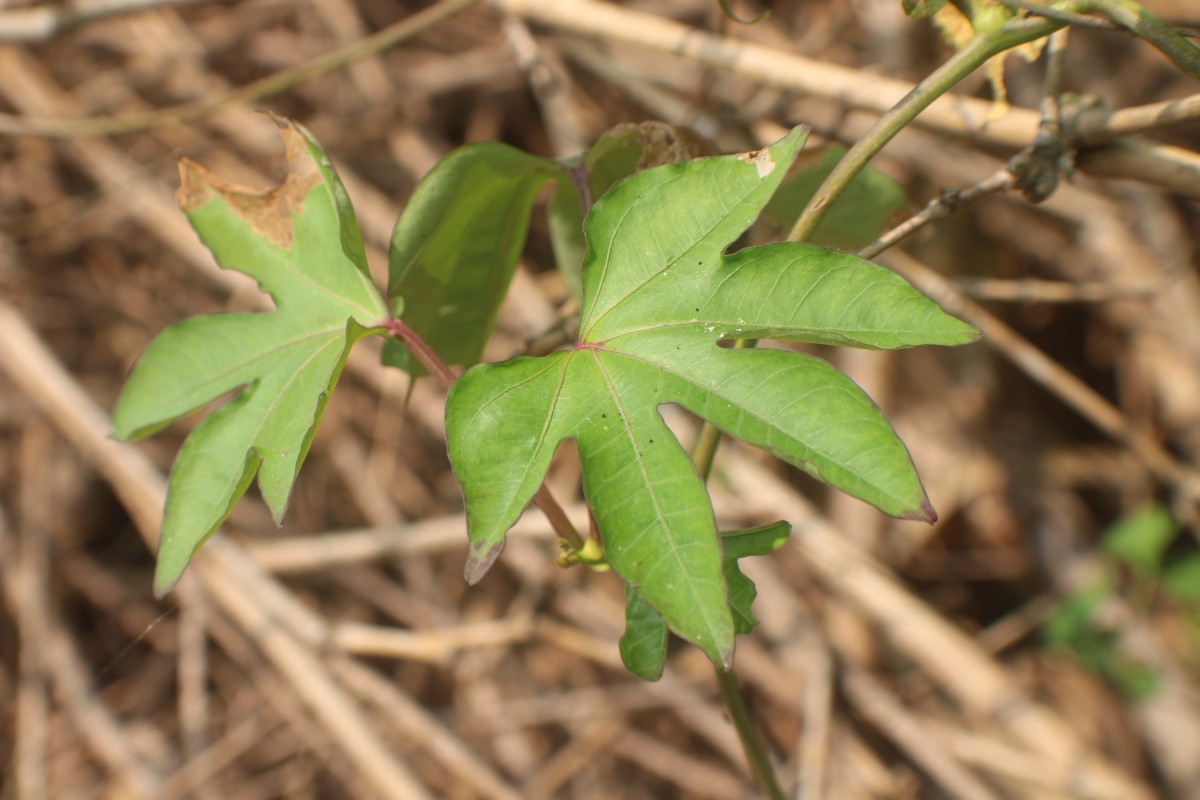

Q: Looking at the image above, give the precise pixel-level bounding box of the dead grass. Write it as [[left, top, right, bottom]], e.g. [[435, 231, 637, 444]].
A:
[[1, 1, 1199, 798]]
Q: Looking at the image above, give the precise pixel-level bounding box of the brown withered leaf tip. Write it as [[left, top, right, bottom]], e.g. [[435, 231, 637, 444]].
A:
[[176, 116, 322, 251]]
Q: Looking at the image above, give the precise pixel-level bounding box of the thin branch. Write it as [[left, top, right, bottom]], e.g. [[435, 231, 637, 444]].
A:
[[1081, 0, 1200, 80], [715, 668, 786, 800], [858, 168, 1017, 260], [0, 0, 224, 42], [493, 0, 1042, 150], [1040, 28, 1071, 140], [953, 276, 1158, 302], [788, 14, 1062, 242], [1075, 136, 1200, 199], [498, 0, 1200, 196], [998, 0, 1117, 30], [1068, 92, 1200, 143], [0, 0, 482, 137]]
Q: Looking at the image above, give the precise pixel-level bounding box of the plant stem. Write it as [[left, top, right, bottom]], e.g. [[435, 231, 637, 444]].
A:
[[381, 318, 586, 552], [787, 14, 1062, 244], [532, 485, 585, 552], [382, 318, 459, 392], [689, 340, 782, 799], [693, 20, 1071, 799], [716, 666, 786, 800], [1079, 0, 1200, 80]]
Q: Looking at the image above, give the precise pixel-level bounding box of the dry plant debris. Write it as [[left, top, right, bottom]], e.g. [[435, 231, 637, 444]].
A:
[[2, 0, 1199, 798]]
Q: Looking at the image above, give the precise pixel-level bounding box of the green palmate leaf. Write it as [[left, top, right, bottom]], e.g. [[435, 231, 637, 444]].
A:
[[385, 143, 567, 373], [113, 117, 388, 596], [447, 126, 979, 666], [763, 145, 906, 250], [620, 521, 790, 680]]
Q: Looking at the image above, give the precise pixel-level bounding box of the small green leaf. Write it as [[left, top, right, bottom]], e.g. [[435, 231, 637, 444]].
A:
[[1044, 584, 1161, 700], [1110, 659, 1160, 700], [1162, 554, 1200, 605], [619, 586, 670, 681], [113, 117, 388, 596], [448, 126, 978, 666], [619, 521, 790, 679], [902, 0, 948, 18], [1102, 504, 1176, 574], [549, 122, 716, 299], [384, 143, 567, 373], [547, 168, 589, 301], [763, 146, 906, 250], [1043, 584, 1109, 648], [723, 522, 790, 635]]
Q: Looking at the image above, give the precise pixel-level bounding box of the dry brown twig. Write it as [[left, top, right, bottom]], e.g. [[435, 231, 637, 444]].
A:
[[489, 0, 1200, 193], [708, 440, 1154, 800], [0, 299, 524, 800], [840, 667, 1004, 800], [0, 505, 164, 799], [0, 0, 220, 43], [3, 1, 1197, 796], [880, 249, 1200, 506], [0, 0, 482, 137]]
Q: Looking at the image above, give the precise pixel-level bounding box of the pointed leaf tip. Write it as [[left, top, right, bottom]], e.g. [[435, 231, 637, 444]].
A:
[[152, 577, 176, 600], [464, 540, 505, 584], [919, 497, 938, 524]]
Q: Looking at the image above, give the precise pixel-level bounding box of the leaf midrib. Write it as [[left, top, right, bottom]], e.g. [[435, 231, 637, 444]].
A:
[[595, 343, 911, 510], [581, 171, 760, 343], [586, 349, 729, 654], [156, 322, 347, 415], [192, 333, 346, 525]]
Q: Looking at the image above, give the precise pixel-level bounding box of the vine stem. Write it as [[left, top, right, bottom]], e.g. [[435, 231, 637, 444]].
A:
[[688, 16, 1070, 797], [1078, 0, 1200, 80], [787, 13, 1062, 244], [381, 318, 459, 391], [381, 318, 585, 553], [689, 371, 783, 800], [716, 667, 786, 800]]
